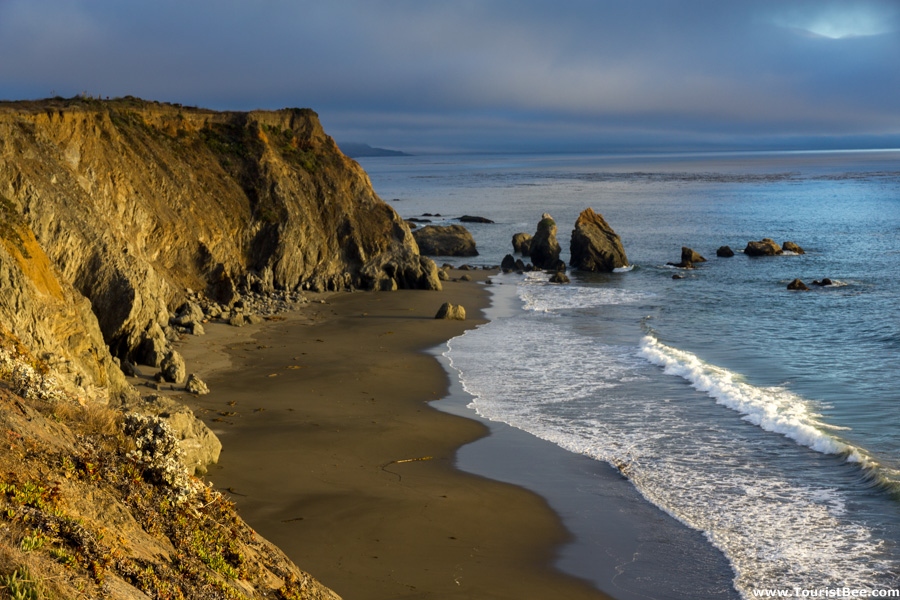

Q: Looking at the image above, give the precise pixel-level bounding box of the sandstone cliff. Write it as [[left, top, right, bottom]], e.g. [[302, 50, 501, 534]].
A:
[[0, 96, 438, 366]]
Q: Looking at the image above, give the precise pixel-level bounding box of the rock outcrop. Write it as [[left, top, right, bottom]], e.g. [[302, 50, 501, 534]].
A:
[[0, 97, 438, 363], [512, 232, 532, 255], [569, 208, 628, 272], [530, 214, 562, 269], [744, 239, 783, 256], [412, 224, 478, 256]]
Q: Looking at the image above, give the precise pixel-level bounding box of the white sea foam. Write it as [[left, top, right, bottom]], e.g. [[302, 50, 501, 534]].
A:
[[638, 335, 872, 464], [445, 293, 897, 598], [518, 273, 653, 313]]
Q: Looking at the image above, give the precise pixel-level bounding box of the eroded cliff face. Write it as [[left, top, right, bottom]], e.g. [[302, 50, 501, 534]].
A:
[[0, 97, 437, 362], [0, 195, 129, 402]]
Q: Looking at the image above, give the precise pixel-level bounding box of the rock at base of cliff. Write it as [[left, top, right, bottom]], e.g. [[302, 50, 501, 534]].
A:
[[435, 302, 466, 320], [123, 394, 222, 475], [717, 246, 735, 257], [530, 215, 562, 269], [569, 208, 628, 272], [412, 225, 478, 256], [185, 373, 210, 395], [512, 232, 532, 255], [745, 238, 783, 256], [160, 350, 186, 384]]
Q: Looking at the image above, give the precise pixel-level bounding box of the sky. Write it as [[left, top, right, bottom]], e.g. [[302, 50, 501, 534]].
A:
[[1, 0, 899, 153]]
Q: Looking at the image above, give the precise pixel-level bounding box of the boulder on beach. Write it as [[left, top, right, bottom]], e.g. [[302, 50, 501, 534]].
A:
[[782, 241, 806, 255], [412, 225, 478, 256], [435, 302, 466, 320], [529, 215, 562, 269], [512, 232, 532, 255], [744, 238, 783, 256], [501, 254, 517, 271], [549, 272, 570, 284], [787, 278, 810, 291], [185, 373, 210, 395], [716, 246, 735, 257], [569, 208, 628, 272], [160, 350, 186, 384]]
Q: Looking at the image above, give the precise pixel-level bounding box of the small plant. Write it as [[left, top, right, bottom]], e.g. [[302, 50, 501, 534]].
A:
[[20, 530, 45, 552], [49, 547, 77, 568], [1, 567, 44, 600]]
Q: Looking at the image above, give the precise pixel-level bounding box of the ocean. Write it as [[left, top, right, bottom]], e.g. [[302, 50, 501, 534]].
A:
[[357, 150, 900, 599]]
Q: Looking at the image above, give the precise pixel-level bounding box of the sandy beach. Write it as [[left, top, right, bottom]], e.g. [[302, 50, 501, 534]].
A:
[[173, 270, 611, 600]]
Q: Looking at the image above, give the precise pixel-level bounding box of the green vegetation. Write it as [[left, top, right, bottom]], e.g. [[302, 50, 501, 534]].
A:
[[1, 567, 44, 600]]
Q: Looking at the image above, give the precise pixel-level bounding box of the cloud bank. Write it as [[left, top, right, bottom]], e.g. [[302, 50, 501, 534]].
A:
[[1, 0, 898, 151]]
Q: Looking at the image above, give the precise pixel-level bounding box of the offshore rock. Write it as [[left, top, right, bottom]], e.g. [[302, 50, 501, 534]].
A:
[[745, 239, 783, 256], [569, 208, 628, 272], [549, 272, 570, 284], [782, 241, 806, 254], [412, 224, 478, 256], [717, 246, 735, 257], [0, 98, 437, 362], [667, 247, 706, 269], [787, 278, 810, 291], [458, 215, 494, 223], [529, 215, 562, 269], [512, 232, 532, 255]]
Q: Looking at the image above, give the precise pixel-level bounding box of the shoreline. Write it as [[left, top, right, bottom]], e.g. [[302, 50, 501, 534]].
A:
[[174, 270, 613, 600]]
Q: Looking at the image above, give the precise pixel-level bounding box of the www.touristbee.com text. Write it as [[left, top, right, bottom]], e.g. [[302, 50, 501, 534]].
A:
[[752, 589, 899, 598]]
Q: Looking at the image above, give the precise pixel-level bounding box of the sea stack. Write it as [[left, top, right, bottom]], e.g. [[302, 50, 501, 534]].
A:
[[569, 208, 628, 272], [529, 213, 562, 269]]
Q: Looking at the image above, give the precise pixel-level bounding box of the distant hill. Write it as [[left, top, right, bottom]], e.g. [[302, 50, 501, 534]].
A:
[[339, 142, 411, 158]]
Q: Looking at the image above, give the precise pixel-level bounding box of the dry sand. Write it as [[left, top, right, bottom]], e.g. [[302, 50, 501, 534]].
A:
[[175, 271, 612, 600]]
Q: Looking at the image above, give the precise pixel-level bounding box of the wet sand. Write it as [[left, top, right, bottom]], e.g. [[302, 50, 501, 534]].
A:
[[176, 271, 612, 600]]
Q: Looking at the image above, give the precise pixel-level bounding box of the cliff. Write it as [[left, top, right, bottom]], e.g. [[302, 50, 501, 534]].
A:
[[0, 96, 447, 599], [0, 96, 438, 365]]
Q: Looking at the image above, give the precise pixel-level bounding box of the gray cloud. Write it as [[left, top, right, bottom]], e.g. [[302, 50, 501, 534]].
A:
[[1, 0, 898, 151]]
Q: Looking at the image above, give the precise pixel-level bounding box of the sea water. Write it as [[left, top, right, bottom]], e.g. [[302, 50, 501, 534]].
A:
[[358, 150, 900, 599]]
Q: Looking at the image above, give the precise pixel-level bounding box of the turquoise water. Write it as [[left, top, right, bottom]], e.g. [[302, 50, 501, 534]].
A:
[[359, 150, 900, 598]]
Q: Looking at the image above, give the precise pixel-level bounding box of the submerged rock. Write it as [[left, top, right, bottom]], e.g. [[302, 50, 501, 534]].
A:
[[458, 215, 495, 223], [569, 208, 628, 272]]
